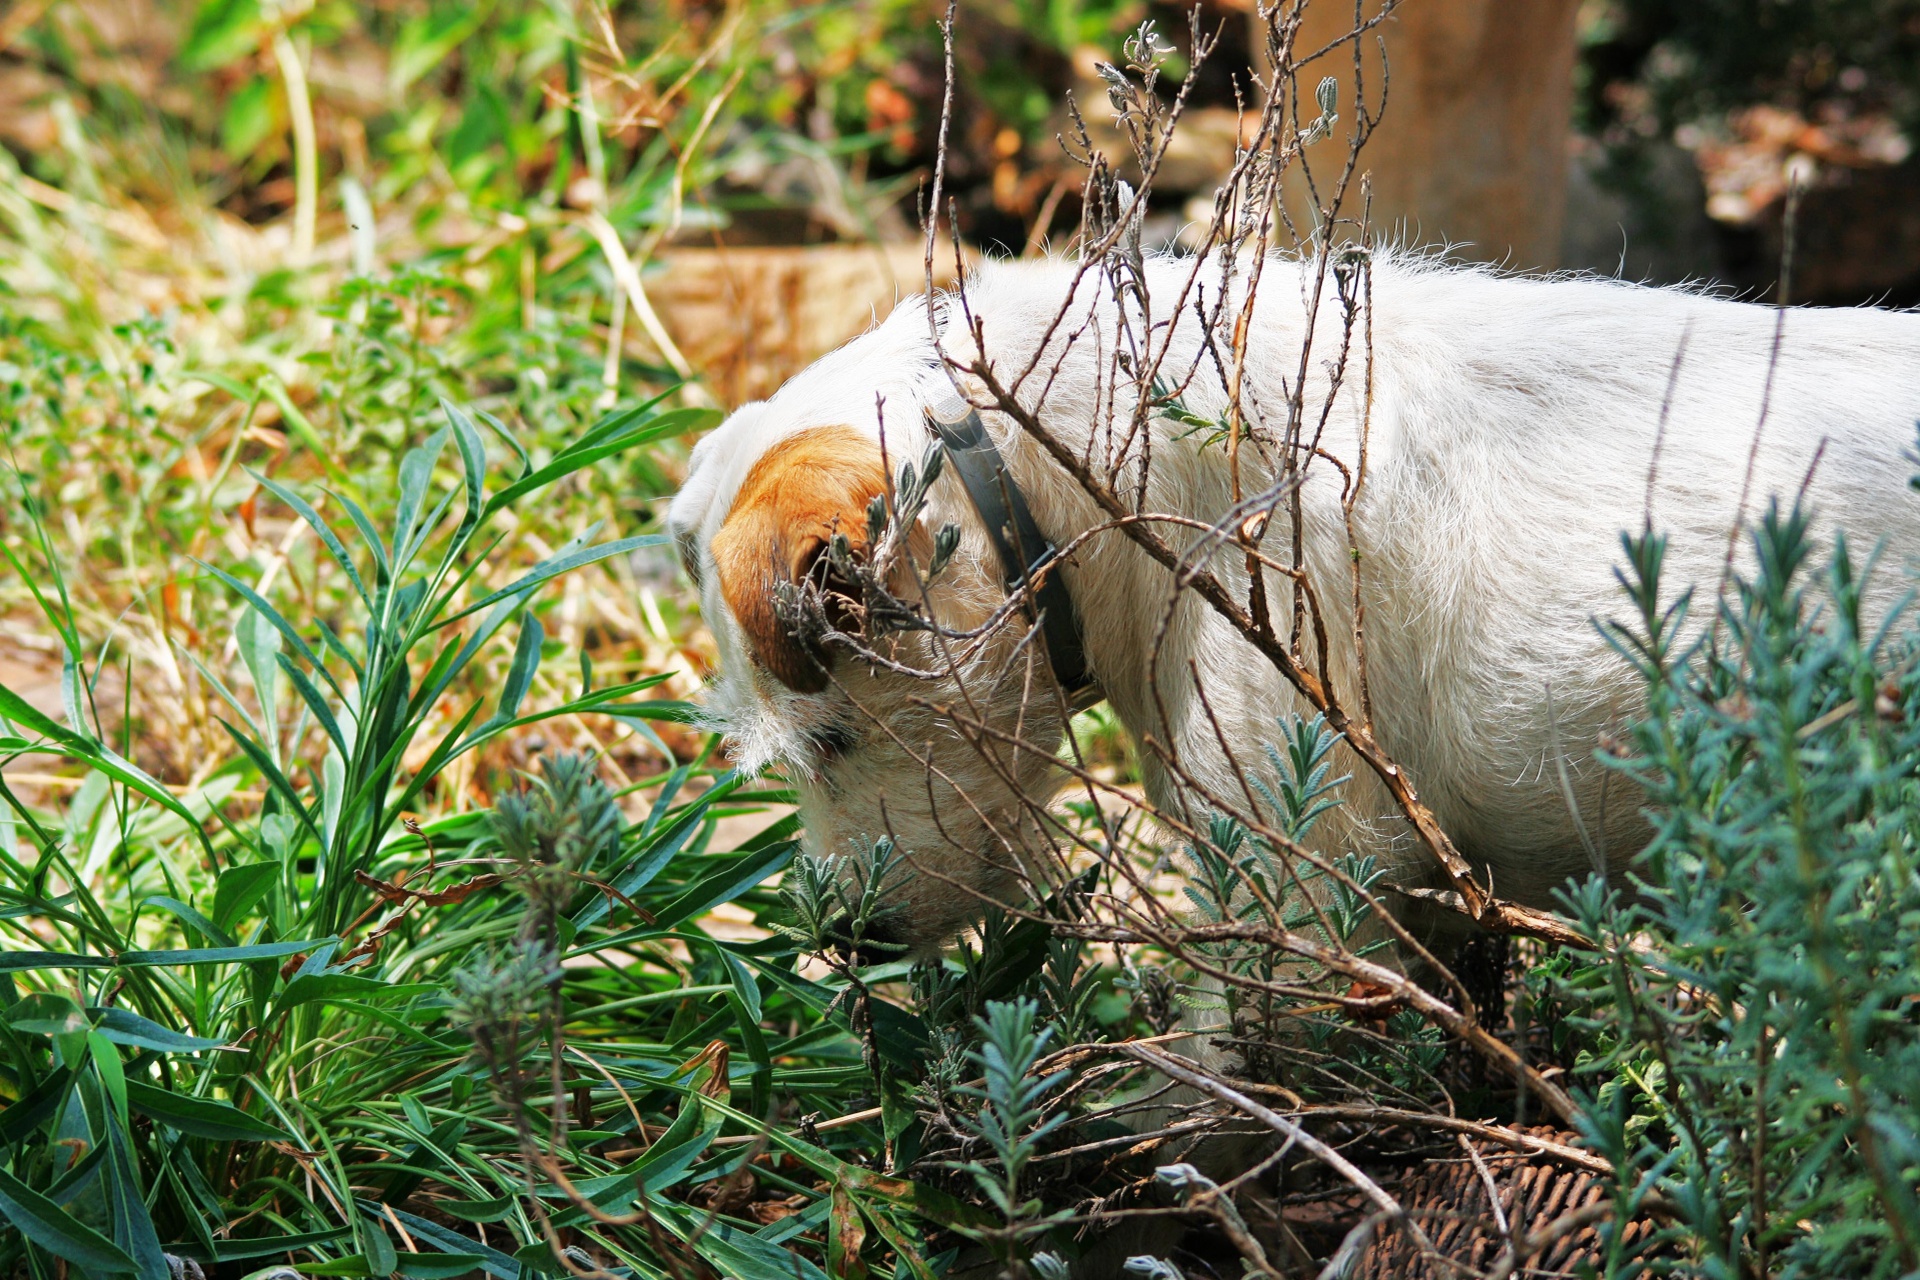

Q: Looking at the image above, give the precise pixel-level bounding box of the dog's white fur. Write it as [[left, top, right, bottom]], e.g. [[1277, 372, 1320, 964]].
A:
[[669, 251, 1920, 949]]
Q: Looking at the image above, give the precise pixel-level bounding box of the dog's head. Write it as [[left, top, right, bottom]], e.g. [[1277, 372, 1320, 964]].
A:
[[666, 313, 1076, 955]]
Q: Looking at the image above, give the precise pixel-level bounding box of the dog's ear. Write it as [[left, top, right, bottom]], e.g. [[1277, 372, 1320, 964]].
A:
[[710, 424, 886, 693]]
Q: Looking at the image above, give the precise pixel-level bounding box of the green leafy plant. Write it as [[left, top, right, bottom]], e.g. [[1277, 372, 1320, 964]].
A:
[[948, 997, 1076, 1272], [0, 394, 941, 1280], [1540, 495, 1920, 1278], [772, 834, 910, 959]]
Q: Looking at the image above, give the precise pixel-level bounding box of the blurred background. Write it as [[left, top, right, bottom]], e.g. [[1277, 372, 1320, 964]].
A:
[[4, 0, 1917, 409]]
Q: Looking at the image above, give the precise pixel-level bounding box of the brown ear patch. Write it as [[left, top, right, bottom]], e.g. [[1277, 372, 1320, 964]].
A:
[[710, 424, 886, 693]]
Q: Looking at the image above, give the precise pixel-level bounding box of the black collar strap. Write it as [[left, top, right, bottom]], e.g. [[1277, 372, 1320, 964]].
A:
[[925, 397, 1103, 711]]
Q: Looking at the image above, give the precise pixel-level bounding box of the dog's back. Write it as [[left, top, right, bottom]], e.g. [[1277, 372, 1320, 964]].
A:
[[671, 249, 1920, 939], [943, 252, 1920, 901]]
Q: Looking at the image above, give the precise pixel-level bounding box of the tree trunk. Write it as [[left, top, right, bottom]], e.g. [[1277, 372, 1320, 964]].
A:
[[1282, 0, 1580, 270]]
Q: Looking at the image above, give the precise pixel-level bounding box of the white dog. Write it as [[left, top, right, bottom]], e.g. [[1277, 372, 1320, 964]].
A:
[[668, 252, 1920, 952]]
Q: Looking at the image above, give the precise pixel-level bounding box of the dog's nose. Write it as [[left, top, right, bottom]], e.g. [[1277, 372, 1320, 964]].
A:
[[829, 913, 908, 966]]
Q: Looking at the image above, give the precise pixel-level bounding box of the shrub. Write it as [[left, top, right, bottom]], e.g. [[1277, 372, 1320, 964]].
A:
[[1544, 496, 1920, 1278]]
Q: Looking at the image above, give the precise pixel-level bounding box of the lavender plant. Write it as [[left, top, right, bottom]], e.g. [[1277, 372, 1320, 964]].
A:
[[1544, 493, 1920, 1278]]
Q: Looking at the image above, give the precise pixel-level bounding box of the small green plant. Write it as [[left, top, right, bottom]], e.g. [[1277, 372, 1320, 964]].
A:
[[772, 834, 910, 959], [1255, 712, 1350, 842], [1152, 724, 1467, 1105], [948, 997, 1076, 1274], [1541, 495, 1920, 1278], [488, 750, 625, 943], [1, 395, 940, 1280]]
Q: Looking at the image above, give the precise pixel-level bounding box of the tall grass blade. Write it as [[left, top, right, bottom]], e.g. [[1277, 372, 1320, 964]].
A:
[[490, 611, 543, 729], [124, 1081, 291, 1141], [0, 1163, 138, 1274], [249, 470, 373, 607], [0, 681, 214, 856], [196, 566, 341, 697], [444, 534, 668, 623], [441, 399, 488, 543]]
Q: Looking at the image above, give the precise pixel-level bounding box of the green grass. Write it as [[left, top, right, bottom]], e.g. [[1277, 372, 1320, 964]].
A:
[[0, 8, 1167, 1274], [0, 373, 1115, 1277]]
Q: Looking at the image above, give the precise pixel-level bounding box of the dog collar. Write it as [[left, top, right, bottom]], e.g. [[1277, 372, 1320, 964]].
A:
[[925, 397, 1103, 711]]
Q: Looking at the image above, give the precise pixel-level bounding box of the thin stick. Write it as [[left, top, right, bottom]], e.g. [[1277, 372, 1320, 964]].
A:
[[1287, 1105, 1609, 1174], [582, 210, 701, 391], [1644, 325, 1692, 530], [924, 0, 958, 317], [1716, 169, 1806, 620], [1124, 1042, 1444, 1262]]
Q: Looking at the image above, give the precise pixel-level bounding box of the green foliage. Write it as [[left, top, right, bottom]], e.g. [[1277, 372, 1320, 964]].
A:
[[22, 5, 1920, 1274], [772, 834, 909, 958], [1253, 711, 1349, 843], [1540, 497, 1920, 1278], [4, 4, 1239, 1276], [0, 394, 964, 1280], [488, 749, 625, 927], [948, 998, 1075, 1257]]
